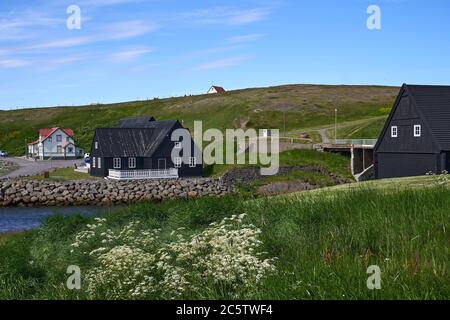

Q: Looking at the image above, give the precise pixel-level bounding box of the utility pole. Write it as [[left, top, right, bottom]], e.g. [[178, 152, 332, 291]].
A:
[[334, 108, 338, 143], [283, 111, 287, 137]]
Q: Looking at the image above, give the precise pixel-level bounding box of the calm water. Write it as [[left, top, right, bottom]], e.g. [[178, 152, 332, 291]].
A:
[[0, 206, 115, 234]]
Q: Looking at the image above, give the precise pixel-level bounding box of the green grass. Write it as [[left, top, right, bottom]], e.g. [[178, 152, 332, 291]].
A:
[[327, 116, 389, 140], [0, 176, 448, 299], [255, 170, 336, 189], [207, 149, 352, 179], [28, 167, 99, 181], [0, 84, 399, 156]]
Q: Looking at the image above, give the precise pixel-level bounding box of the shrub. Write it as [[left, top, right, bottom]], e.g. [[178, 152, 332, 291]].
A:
[[70, 215, 276, 299]]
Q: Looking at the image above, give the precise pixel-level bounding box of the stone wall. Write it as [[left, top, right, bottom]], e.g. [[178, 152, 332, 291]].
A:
[[0, 178, 235, 207]]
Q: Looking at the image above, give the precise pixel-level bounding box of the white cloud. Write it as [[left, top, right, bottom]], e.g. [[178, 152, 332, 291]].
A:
[[0, 10, 64, 42], [228, 34, 264, 44], [76, 0, 144, 7], [109, 48, 154, 62], [183, 7, 271, 26], [0, 58, 31, 68], [26, 20, 157, 50], [189, 56, 249, 71]]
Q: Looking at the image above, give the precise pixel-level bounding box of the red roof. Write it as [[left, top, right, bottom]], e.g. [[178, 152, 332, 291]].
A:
[[29, 128, 75, 144], [210, 86, 225, 93], [39, 128, 74, 139]]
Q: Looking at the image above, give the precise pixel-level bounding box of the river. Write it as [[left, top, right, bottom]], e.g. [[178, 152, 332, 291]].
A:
[[0, 206, 116, 234]]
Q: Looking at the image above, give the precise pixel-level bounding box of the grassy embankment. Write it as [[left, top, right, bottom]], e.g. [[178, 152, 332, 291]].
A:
[[0, 175, 448, 300], [0, 84, 398, 156], [28, 149, 353, 192]]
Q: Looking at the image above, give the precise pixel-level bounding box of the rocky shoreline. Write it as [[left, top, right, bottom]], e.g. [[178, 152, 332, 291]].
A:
[[0, 178, 235, 208]]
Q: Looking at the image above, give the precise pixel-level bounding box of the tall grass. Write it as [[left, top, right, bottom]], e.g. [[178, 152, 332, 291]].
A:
[[0, 185, 448, 299]]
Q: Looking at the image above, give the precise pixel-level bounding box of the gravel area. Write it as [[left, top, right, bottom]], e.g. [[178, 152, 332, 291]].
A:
[[0, 157, 79, 179]]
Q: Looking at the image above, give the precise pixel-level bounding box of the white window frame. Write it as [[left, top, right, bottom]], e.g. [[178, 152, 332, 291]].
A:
[[174, 157, 182, 168], [414, 125, 421, 137], [129, 157, 136, 169], [48, 137, 52, 143], [92, 157, 96, 168], [97, 157, 101, 169], [174, 142, 182, 149], [113, 158, 121, 169], [391, 126, 398, 138], [56, 135, 62, 142], [95, 141, 98, 149], [57, 146, 62, 154], [189, 157, 196, 168]]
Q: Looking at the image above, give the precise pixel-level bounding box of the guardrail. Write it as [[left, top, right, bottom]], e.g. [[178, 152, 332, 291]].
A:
[[333, 139, 378, 146], [108, 168, 179, 180]]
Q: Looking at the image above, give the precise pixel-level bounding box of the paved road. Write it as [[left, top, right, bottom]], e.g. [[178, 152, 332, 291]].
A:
[[317, 129, 331, 144], [0, 157, 79, 179]]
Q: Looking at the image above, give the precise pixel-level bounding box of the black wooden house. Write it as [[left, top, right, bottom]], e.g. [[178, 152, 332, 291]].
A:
[[374, 84, 450, 179], [90, 117, 203, 179]]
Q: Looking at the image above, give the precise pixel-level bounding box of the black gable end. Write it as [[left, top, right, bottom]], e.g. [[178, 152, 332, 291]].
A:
[[375, 84, 450, 179]]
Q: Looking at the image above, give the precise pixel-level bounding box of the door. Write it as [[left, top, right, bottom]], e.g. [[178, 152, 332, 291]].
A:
[[447, 152, 450, 172], [158, 159, 166, 170]]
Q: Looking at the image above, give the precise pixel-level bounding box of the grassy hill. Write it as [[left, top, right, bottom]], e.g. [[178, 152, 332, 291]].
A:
[[0, 175, 448, 299], [0, 84, 399, 155]]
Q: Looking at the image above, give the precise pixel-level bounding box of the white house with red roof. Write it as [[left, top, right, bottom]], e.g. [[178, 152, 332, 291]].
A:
[[207, 85, 226, 94], [27, 128, 84, 160]]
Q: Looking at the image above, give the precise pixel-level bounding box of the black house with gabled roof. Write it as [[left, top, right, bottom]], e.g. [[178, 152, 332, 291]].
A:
[[89, 117, 203, 179], [374, 84, 450, 179]]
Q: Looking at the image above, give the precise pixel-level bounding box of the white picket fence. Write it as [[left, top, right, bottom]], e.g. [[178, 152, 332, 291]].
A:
[[108, 168, 179, 180]]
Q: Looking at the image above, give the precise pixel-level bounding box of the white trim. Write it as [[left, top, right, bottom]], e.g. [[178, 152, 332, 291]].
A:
[[414, 125, 421, 137], [113, 158, 121, 169], [189, 157, 196, 168], [129, 157, 136, 169], [98, 157, 101, 169], [94, 141, 98, 149], [391, 126, 398, 138], [92, 157, 96, 168], [174, 157, 182, 168]]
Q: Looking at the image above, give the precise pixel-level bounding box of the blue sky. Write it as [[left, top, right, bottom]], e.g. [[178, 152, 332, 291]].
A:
[[0, 0, 449, 109]]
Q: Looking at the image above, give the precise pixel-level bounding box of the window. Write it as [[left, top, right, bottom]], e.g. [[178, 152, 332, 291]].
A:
[[391, 126, 398, 138], [57, 135, 62, 142], [95, 141, 98, 149], [66, 137, 70, 142], [129, 157, 136, 169], [113, 158, 121, 169], [189, 157, 196, 168], [48, 137, 52, 143], [174, 157, 182, 168], [92, 157, 96, 168], [98, 157, 101, 169], [174, 142, 182, 149], [68, 147, 73, 153], [414, 125, 421, 137], [57, 146, 62, 154]]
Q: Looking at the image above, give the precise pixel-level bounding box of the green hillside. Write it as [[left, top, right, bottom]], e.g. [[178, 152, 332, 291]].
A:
[[0, 84, 399, 156]]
